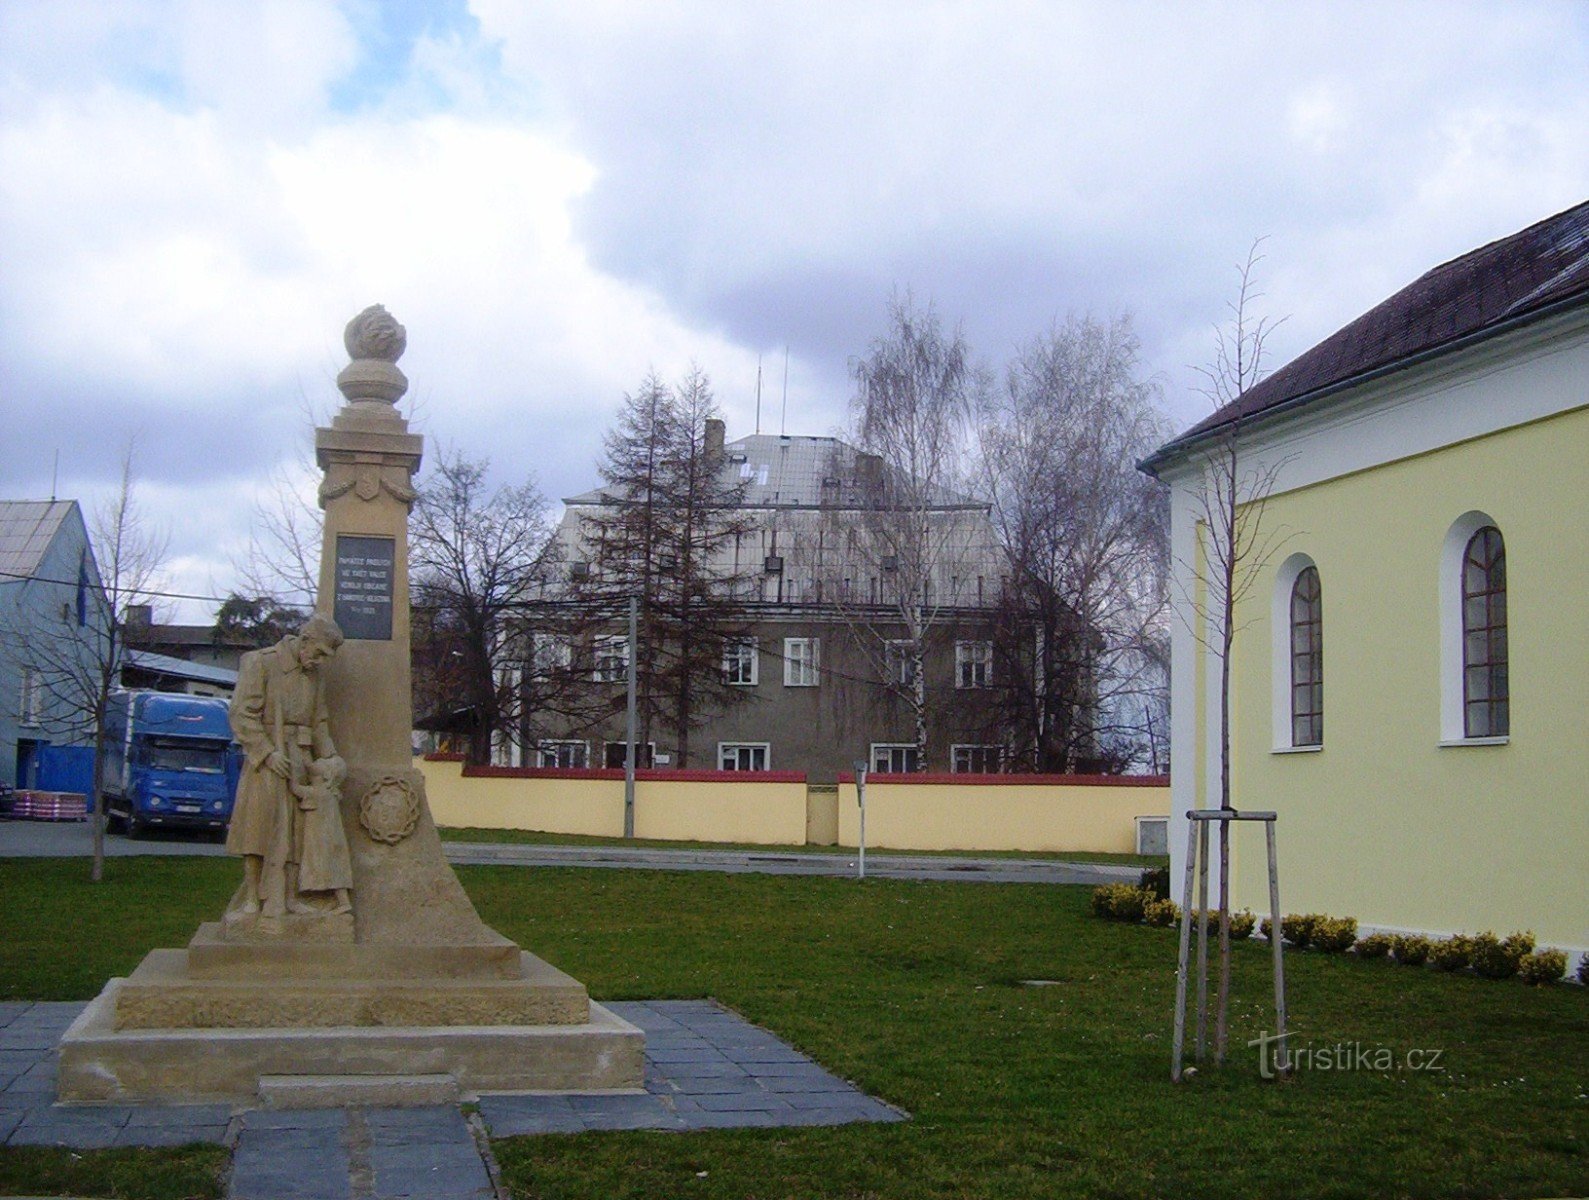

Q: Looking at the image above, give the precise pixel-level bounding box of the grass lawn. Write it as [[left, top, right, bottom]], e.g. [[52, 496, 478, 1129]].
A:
[[437, 825, 1167, 868], [2, 856, 1585, 1199]]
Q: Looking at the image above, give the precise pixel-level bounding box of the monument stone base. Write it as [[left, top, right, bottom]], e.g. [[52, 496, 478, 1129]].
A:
[[57, 980, 643, 1105]]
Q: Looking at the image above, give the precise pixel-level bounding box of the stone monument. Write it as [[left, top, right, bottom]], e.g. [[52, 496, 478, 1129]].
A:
[[58, 307, 643, 1107]]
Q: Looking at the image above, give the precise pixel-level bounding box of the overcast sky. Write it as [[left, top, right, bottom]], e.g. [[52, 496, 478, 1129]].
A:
[[3, 1, 1587, 620]]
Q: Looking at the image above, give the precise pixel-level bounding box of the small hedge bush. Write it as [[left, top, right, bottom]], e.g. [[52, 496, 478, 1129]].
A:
[[1392, 934, 1432, 966], [1228, 909, 1256, 940], [1282, 913, 1321, 949], [1578, 954, 1589, 987], [1471, 931, 1535, 980], [1142, 898, 1181, 927], [1311, 916, 1359, 954], [1518, 948, 1566, 986], [1355, 932, 1393, 959], [1431, 935, 1474, 972], [1090, 884, 1152, 922], [1139, 866, 1171, 901]]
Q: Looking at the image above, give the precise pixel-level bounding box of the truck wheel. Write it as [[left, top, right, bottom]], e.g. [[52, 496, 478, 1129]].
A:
[[106, 810, 127, 835], [126, 815, 145, 839]]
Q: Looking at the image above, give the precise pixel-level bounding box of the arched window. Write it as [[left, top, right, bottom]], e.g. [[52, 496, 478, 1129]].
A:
[[1289, 566, 1323, 747], [1461, 526, 1507, 738]]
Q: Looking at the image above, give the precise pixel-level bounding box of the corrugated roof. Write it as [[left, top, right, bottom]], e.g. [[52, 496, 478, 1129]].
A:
[[567, 433, 975, 509], [1149, 198, 1589, 468], [124, 649, 239, 688], [0, 500, 77, 580]]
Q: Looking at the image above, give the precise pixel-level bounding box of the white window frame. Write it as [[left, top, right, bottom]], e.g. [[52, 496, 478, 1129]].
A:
[[884, 639, 916, 686], [536, 739, 589, 769], [783, 637, 820, 687], [951, 744, 1003, 774], [531, 633, 573, 675], [1270, 552, 1324, 752], [718, 742, 770, 771], [955, 640, 992, 689], [594, 635, 629, 683], [723, 638, 759, 686], [1439, 511, 1509, 745], [870, 742, 919, 773]]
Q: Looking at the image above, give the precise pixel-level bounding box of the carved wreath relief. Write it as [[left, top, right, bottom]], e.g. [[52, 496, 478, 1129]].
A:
[[359, 775, 420, 845]]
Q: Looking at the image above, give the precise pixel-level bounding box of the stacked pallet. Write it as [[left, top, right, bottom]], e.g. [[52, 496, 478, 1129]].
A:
[[13, 790, 88, 821]]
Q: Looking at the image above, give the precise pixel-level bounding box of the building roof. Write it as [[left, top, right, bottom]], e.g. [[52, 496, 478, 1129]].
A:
[[567, 433, 977, 509], [1145, 198, 1589, 471], [124, 649, 239, 688], [0, 500, 78, 580]]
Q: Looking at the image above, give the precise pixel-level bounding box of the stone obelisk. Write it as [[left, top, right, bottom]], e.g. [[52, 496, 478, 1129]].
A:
[[57, 308, 643, 1106]]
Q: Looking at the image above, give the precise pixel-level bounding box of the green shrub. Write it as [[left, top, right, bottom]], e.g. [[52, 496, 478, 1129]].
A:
[[1142, 897, 1181, 927], [1090, 884, 1152, 922], [1281, 913, 1318, 949], [1392, 934, 1431, 966], [1355, 932, 1393, 959], [1431, 935, 1474, 972], [1139, 866, 1171, 901], [1229, 909, 1256, 940], [1311, 916, 1359, 954], [1578, 954, 1589, 987], [1471, 931, 1535, 980], [1518, 948, 1567, 986]]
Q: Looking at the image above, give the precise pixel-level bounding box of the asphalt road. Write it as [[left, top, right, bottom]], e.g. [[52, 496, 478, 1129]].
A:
[[0, 817, 1146, 886]]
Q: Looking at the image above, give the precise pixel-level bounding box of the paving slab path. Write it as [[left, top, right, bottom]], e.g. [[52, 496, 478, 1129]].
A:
[[2, 999, 904, 1200]]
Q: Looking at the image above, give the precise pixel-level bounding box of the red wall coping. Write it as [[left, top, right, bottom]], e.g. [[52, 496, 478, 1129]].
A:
[[457, 764, 808, 784], [837, 772, 1169, 788]]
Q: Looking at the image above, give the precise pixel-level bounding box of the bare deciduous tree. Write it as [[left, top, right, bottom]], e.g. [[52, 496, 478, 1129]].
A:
[[1184, 241, 1290, 1065], [976, 314, 1171, 773], [410, 450, 560, 766], [822, 293, 983, 769], [9, 447, 168, 881]]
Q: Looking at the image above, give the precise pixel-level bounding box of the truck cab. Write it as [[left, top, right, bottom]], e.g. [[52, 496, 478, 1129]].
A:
[[103, 691, 238, 837]]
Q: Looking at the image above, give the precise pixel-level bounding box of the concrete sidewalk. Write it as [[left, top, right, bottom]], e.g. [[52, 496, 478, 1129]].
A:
[[0, 817, 1149, 885], [2, 999, 904, 1200]]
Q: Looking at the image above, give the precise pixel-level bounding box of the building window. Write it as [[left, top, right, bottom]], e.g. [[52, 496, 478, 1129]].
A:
[[723, 638, 759, 686], [594, 635, 629, 683], [784, 638, 819, 687], [530, 633, 573, 675], [870, 743, 919, 773], [537, 740, 589, 769], [18, 668, 42, 726], [1289, 566, 1323, 747], [1461, 525, 1508, 738], [603, 741, 656, 769], [719, 742, 769, 771], [955, 641, 992, 689], [884, 640, 915, 686], [951, 744, 1002, 773]]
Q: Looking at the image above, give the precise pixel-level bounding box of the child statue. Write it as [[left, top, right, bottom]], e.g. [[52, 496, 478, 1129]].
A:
[[291, 755, 353, 915]]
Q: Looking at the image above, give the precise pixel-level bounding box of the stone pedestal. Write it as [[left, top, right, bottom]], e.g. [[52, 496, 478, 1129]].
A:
[[59, 307, 642, 1105]]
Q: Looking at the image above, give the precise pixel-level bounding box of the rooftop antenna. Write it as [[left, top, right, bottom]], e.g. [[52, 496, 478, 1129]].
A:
[[780, 345, 790, 436], [755, 355, 763, 434], [51, 450, 59, 502]]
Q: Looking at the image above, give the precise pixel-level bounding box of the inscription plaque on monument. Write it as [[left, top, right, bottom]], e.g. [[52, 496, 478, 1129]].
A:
[[333, 534, 395, 640]]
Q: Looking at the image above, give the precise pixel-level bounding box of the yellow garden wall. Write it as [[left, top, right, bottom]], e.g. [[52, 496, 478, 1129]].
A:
[[1223, 406, 1589, 953], [835, 776, 1168, 854], [417, 757, 808, 845]]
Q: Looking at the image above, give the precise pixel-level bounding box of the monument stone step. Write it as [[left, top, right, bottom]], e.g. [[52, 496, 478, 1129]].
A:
[[113, 949, 590, 1030], [186, 922, 522, 981]]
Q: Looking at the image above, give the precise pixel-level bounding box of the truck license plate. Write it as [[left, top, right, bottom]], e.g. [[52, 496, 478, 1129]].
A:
[[176, 803, 201, 814]]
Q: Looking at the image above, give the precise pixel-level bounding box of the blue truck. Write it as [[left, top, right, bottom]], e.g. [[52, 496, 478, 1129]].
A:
[[102, 691, 239, 837]]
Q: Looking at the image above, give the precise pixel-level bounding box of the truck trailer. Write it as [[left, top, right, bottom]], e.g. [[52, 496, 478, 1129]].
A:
[[102, 691, 238, 836]]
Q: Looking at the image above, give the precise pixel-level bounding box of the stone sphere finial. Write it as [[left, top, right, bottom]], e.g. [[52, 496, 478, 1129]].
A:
[[344, 304, 407, 363], [337, 304, 409, 406]]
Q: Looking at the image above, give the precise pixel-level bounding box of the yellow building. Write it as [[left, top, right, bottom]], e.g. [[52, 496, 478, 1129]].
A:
[[1144, 201, 1589, 968]]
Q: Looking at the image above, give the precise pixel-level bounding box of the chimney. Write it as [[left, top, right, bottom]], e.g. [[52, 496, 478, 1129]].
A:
[[126, 604, 152, 631], [705, 418, 725, 460]]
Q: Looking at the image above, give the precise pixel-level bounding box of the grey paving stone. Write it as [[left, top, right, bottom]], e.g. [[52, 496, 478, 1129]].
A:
[[230, 1126, 350, 1200], [775, 1106, 888, 1126], [477, 1094, 585, 1136], [126, 1102, 234, 1126], [780, 1089, 882, 1111], [364, 1104, 467, 1141], [0, 1002, 34, 1027], [4, 1070, 60, 1099], [725, 1046, 814, 1065], [0, 1029, 61, 1051], [742, 1060, 832, 1078], [677, 1108, 782, 1129], [242, 1107, 347, 1130], [10, 1106, 129, 1149], [372, 1162, 492, 1200], [0, 1050, 44, 1073], [760, 1073, 862, 1093], [651, 1059, 749, 1079], [646, 1045, 737, 1065], [0, 1107, 26, 1140], [115, 1122, 228, 1147], [665, 1074, 760, 1096], [568, 1093, 685, 1131], [689, 1092, 792, 1113]]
